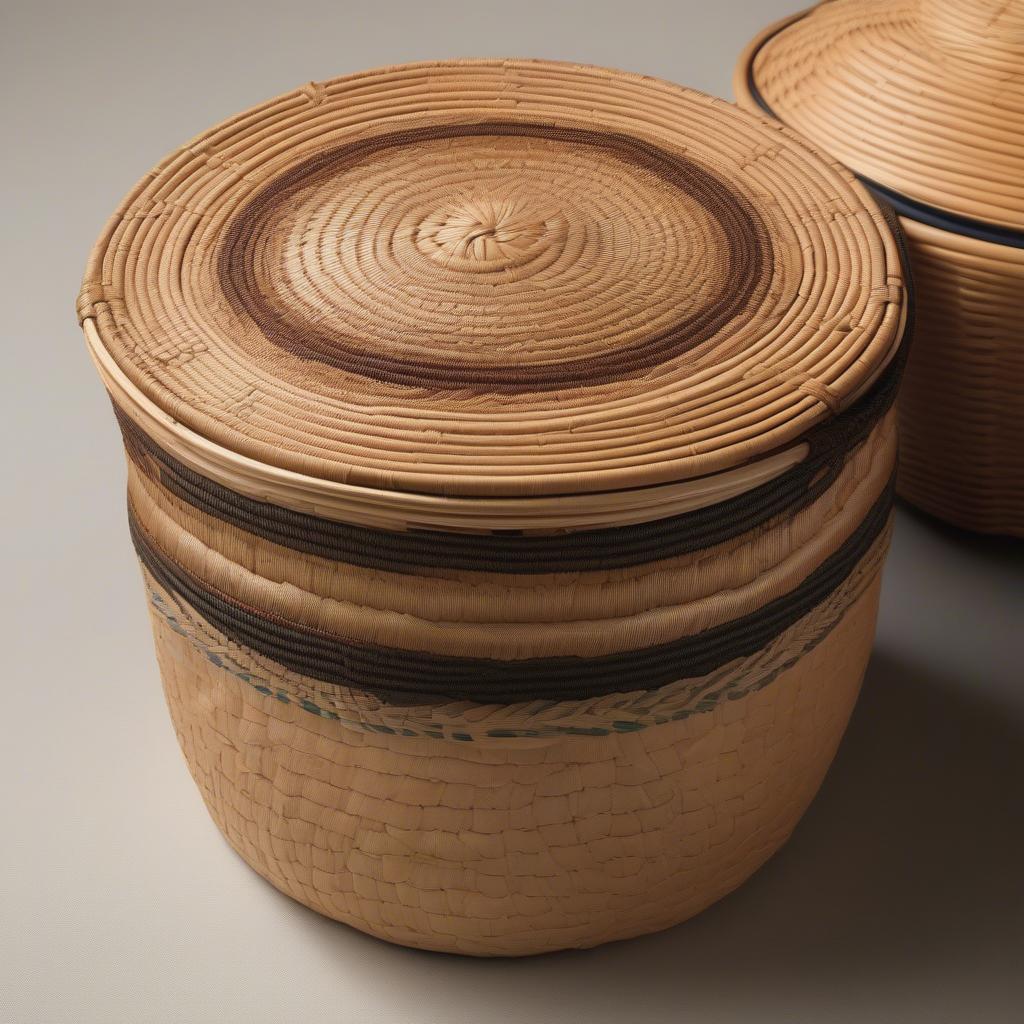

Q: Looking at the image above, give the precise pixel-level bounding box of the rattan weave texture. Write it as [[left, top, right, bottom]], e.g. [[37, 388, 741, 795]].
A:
[[80, 59, 908, 954], [80, 59, 904, 508], [736, 0, 1024, 536]]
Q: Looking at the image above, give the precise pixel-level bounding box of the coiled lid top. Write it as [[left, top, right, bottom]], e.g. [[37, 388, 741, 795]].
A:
[[80, 59, 904, 521], [742, 0, 1024, 233]]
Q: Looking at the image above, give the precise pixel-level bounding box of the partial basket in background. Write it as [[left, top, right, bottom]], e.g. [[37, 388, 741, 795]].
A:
[[736, 0, 1024, 537], [79, 59, 909, 955]]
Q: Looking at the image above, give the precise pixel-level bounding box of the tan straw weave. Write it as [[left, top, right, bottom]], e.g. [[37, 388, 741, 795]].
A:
[[79, 59, 908, 954], [736, 0, 1024, 536]]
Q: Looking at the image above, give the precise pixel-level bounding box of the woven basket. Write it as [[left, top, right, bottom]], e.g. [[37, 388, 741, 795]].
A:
[[735, 0, 1024, 537], [79, 59, 909, 956]]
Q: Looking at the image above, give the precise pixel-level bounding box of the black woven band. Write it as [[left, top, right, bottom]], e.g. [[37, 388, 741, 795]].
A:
[[115, 333, 904, 578], [129, 473, 893, 705]]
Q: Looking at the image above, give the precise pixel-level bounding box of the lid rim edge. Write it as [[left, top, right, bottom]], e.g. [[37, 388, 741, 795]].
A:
[[740, 8, 1024, 249]]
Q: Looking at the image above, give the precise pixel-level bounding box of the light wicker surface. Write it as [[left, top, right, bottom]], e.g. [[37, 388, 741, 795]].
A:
[[80, 59, 904, 511], [80, 59, 908, 955], [129, 403, 895, 728], [736, 0, 1024, 537], [150, 554, 885, 956], [125, 397, 896, 952], [897, 220, 1024, 534], [742, 0, 1024, 230]]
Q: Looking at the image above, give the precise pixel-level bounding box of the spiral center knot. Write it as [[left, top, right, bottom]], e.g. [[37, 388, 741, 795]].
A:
[[416, 197, 558, 271]]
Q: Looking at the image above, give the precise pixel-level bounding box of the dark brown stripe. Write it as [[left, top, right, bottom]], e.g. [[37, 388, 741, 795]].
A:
[[129, 474, 893, 705], [115, 336, 905, 576], [217, 121, 772, 392]]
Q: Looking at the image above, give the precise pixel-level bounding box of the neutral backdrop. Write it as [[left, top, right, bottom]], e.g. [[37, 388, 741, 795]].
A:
[[2, 1, 1022, 1021]]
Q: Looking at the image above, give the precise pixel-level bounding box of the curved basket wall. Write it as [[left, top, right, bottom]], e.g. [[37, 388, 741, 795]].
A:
[[79, 59, 908, 956], [897, 221, 1024, 532], [735, 0, 1024, 537]]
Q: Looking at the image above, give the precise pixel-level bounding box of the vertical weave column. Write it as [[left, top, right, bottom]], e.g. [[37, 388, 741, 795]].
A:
[[897, 221, 1024, 532]]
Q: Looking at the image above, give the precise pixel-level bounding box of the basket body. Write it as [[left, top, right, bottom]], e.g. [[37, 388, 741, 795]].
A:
[[123, 404, 896, 955], [151, 579, 880, 955], [80, 59, 909, 955], [734, 1, 1024, 536], [897, 220, 1024, 534]]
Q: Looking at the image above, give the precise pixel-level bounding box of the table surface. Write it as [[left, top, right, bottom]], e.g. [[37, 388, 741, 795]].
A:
[[3, 1, 1022, 1021]]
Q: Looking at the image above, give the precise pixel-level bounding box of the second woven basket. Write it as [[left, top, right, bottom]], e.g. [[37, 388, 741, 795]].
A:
[[79, 59, 909, 955], [736, 0, 1024, 536]]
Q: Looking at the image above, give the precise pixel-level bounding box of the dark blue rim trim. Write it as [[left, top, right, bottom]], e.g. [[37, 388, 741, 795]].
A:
[[744, 19, 1024, 250]]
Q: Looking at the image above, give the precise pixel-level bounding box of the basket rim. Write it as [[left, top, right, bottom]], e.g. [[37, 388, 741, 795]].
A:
[[86, 301, 909, 531], [87, 317, 810, 531], [735, 2, 1024, 237], [82, 57, 907, 516]]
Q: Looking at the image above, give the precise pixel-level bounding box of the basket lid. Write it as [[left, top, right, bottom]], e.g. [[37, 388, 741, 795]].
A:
[[80, 59, 905, 522], [740, 0, 1024, 234]]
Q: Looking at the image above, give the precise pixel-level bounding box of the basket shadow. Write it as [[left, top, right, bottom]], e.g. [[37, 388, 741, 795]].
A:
[[588, 646, 1023, 988], [264, 645, 1024, 1008], [894, 497, 1024, 560]]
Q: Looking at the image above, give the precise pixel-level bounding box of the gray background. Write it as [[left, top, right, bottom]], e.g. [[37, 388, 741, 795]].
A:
[[2, 1, 1022, 1021]]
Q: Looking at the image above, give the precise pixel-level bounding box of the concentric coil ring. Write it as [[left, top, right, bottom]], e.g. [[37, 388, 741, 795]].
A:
[[81, 59, 905, 502], [745, 0, 1024, 231]]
